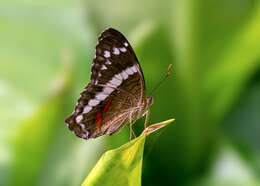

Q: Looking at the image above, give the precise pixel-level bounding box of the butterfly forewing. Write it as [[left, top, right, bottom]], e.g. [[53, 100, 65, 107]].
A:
[[65, 28, 146, 140]]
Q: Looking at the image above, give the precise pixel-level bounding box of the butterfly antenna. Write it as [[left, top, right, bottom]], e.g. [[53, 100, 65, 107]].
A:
[[149, 64, 173, 96]]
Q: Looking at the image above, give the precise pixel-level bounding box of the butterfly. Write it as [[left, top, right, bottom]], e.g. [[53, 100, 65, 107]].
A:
[[65, 28, 153, 140]]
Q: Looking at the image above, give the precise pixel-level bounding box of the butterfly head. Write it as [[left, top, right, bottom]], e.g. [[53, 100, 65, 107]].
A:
[[139, 96, 153, 118]]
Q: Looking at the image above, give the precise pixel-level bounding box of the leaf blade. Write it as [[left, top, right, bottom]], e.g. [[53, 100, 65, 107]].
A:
[[82, 119, 175, 186]]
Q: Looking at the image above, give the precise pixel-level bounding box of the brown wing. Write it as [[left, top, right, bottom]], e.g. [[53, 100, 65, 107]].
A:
[[65, 28, 145, 140], [89, 71, 144, 138]]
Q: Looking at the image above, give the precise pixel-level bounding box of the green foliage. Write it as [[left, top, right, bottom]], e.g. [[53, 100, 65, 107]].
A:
[[82, 119, 174, 186], [8, 60, 74, 186]]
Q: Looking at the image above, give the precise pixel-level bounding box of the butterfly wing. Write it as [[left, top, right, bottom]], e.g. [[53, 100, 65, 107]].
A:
[[65, 28, 146, 139]]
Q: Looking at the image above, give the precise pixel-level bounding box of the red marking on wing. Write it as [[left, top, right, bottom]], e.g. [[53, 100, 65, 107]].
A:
[[95, 100, 112, 130], [102, 99, 112, 112], [95, 112, 102, 124]]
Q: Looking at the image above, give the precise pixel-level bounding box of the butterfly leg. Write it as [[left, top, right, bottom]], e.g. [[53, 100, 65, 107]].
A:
[[129, 117, 133, 140], [129, 114, 136, 140], [144, 109, 150, 129], [128, 96, 136, 140]]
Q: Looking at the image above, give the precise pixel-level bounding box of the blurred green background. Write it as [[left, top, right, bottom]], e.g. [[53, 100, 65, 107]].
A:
[[1, 0, 260, 185]]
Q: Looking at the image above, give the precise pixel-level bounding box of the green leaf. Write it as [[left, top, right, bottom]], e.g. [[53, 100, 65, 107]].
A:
[[196, 143, 260, 186], [203, 2, 260, 121], [82, 119, 175, 186], [8, 58, 74, 186]]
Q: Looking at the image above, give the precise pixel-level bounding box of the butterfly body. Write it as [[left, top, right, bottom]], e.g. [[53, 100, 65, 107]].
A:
[[65, 28, 153, 140]]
